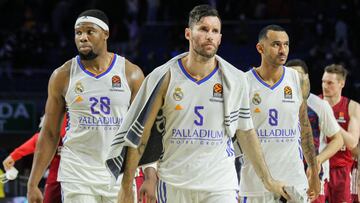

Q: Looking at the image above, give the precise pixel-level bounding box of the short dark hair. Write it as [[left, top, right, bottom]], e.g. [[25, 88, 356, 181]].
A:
[[78, 9, 109, 27], [188, 5, 221, 28], [324, 64, 348, 81], [286, 59, 309, 74], [258, 24, 286, 42]]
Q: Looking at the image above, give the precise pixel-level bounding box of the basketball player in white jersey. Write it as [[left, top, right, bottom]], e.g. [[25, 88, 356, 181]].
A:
[[26, 9, 156, 203], [118, 5, 289, 203], [239, 25, 321, 203], [286, 59, 343, 203]]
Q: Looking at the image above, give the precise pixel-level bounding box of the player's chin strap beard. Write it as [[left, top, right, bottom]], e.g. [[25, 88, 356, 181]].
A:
[[79, 51, 98, 60]]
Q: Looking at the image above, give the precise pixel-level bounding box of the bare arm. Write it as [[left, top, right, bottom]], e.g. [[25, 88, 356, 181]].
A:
[[236, 129, 289, 198], [317, 131, 343, 165], [121, 73, 169, 194], [341, 100, 360, 149], [125, 59, 145, 103], [299, 73, 317, 169], [27, 63, 69, 202], [236, 129, 272, 187], [3, 133, 39, 170], [298, 73, 320, 197]]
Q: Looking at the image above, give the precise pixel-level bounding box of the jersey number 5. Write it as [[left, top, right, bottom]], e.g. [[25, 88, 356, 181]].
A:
[[194, 106, 204, 126]]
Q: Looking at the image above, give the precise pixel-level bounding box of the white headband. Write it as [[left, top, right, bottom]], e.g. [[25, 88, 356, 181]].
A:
[[74, 16, 109, 31]]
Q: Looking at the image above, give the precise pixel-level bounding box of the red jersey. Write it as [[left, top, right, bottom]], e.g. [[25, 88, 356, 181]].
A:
[[322, 96, 352, 168]]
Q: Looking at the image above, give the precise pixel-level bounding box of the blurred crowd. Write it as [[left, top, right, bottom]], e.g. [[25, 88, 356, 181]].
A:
[[0, 0, 359, 97]]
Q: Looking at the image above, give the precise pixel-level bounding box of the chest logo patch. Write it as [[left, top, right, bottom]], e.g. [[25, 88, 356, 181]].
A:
[[75, 96, 83, 103], [173, 87, 183, 101], [75, 81, 84, 94], [112, 75, 121, 88], [284, 86, 292, 99], [254, 107, 261, 113], [175, 104, 183, 110], [252, 93, 261, 105], [213, 83, 223, 98]]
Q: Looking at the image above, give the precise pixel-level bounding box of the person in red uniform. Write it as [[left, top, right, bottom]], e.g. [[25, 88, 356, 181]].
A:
[[321, 64, 360, 203], [2, 116, 67, 203]]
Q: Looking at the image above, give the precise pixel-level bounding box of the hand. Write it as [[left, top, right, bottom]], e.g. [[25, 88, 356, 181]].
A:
[[306, 167, 321, 200], [117, 187, 134, 203], [27, 185, 43, 203], [139, 177, 157, 203], [264, 179, 290, 200], [3, 156, 15, 171]]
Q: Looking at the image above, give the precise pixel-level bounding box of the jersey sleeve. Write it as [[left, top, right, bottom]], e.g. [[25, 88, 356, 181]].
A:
[[10, 133, 39, 161], [320, 100, 341, 137], [237, 78, 254, 131]]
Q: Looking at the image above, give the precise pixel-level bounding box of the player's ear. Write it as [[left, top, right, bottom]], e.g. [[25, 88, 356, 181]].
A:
[[185, 28, 191, 40], [339, 79, 345, 88], [103, 30, 109, 40], [256, 42, 263, 54]]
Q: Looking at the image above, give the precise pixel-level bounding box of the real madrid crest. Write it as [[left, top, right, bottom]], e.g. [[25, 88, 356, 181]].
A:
[[252, 93, 261, 105], [75, 81, 84, 94], [173, 87, 183, 101], [284, 86, 292, 99]]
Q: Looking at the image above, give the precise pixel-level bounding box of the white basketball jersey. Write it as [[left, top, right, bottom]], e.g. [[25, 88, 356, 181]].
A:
[[158, 59, 251, 191], [240, 67, 308, 196], [59, 54, 131, 185]]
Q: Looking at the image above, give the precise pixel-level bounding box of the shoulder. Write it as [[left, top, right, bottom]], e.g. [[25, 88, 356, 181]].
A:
[[308, 94, 324, 114], [216, 55, 250, 85], [125, 59, 145, 81], [349, 99, 360, 117], [50, 60, 72, 86], [290, 68, 309, 99], [45, 59, 72, 97], [54, 60, 71, 78]]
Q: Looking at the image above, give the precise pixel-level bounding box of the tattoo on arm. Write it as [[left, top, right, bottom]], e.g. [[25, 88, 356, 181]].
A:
[[299, 73, 317, 167], [299, 102, 317, 167]]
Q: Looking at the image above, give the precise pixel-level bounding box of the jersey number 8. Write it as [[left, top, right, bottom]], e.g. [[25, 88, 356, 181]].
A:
[[268, 108, 278, 126]]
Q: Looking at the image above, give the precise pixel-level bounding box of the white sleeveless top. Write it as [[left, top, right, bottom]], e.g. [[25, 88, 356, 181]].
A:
[[58, 54, 131, 185], [158, 59, 252, 191], [240, 67, 308, 196]]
